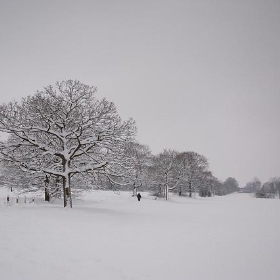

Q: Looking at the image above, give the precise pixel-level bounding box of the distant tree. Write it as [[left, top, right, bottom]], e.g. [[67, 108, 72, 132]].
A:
[[0, 80, 136, 207], [147, 150, 180, 200], [269, 177, 280, 199], [252, 177, 262, 191], [222, 177, 239, 194], [146, 150, 209, 200], [257, 181, 275, 198], [211, 177, 223, 196], [124, 142, 152, 195], [177, 151, 209, 197], [198, 171, 216, 197], [257, 177, 280, 199], [244, 177, 262, 193]]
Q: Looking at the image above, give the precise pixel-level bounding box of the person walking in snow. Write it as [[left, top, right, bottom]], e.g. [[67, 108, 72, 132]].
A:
[[137, 193, 141, 201]]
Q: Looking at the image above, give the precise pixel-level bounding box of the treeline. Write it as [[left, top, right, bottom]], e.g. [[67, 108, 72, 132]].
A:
[[0, 80, 239, 207], [242, 177, 280, 199]]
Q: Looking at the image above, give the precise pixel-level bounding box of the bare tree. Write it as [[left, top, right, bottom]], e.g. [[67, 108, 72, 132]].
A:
[[268, 177, 280, 199], [124, 142, 152, 195], [144, 150, 210, 200], [0, 80, 136, 207], [177, 152, 209, 197], [244, 177, 261, 193], [197, 171, 217, 197], [147, 150, 180, 200]]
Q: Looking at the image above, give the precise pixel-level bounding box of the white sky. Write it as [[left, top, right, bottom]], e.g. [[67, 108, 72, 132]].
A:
[[0, 0, 279, 186]]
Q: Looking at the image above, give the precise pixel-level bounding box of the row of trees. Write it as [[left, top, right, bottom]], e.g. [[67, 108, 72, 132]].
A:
[[243, 177, 280, 198], [0, 80, 238, 207]]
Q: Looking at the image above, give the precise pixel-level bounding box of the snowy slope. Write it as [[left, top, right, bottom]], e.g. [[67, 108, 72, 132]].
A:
[[0, 189, 279, 280]]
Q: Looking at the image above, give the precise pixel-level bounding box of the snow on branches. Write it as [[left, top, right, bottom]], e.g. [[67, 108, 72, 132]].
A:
[[0, 80, 137, 207]]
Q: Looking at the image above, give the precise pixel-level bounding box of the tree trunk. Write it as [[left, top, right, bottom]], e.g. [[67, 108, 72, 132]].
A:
[[178, 186, 182, 196], [133, 183, 137, 196], [63, 177, 67, 207], [165, 172, 168, 200], [68, 173, 72, 208], [62, 174, 72, 208], [45, 187, 50, 202], [165, 184, 168, 200], [189, 181, 192, 197], [44, 175, 50, 202]]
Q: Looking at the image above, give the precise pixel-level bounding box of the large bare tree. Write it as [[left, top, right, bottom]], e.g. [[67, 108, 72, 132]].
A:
[[0, 80, 136, 207]]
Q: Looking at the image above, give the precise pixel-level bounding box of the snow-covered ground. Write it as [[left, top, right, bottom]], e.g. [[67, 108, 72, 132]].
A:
[[1, 188, 280, 280]]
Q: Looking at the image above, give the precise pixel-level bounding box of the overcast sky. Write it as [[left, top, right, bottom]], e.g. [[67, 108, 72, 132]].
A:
[[0, 0, 279, 186]]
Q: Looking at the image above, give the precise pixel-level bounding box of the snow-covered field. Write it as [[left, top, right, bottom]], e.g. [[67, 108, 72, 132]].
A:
[[1, 188, 280, 280]]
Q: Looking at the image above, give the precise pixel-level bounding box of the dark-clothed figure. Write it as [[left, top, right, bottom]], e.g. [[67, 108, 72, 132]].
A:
[[137, 193, 141, 201]]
